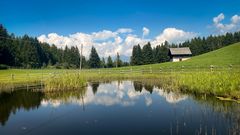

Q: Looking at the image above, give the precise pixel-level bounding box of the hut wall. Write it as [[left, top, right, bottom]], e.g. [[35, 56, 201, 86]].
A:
[[171, 56, 191, 62]]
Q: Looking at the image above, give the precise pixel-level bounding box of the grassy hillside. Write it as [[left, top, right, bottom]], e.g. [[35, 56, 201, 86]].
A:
[[120, 42, 240, 70]]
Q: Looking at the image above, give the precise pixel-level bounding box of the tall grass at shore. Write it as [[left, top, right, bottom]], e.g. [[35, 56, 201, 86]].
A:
[[44, 72, 87, 92], [80, 71, 240, 100], [175, 71, 240, 99], [0, 69, 239, 100]]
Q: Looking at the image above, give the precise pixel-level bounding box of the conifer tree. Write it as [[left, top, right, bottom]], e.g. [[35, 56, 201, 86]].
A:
[[88, 46, 100, 68]]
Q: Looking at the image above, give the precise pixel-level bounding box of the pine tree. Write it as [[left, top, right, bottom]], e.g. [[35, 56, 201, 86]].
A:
[[115, 52, 122, 67], [107, 56, 113, 68], [88, 46, 100, 68], [81, 56, 88, 68], [142, 42, 153, 64], [101, 57, 106, 68], [131, 44, 142, 65]]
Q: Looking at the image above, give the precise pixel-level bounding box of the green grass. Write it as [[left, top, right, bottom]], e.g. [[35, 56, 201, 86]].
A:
[[79, 71, 240, 99], [44, 72, 87, 92], [117, 42, 240, 70], [0, 42, 239, 100]]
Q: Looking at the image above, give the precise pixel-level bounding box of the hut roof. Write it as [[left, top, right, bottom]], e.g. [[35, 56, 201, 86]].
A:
[[169, 47, 192, 55]]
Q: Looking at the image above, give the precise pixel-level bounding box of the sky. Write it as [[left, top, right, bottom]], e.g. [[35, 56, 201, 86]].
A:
[[1, 0, 240, 59]]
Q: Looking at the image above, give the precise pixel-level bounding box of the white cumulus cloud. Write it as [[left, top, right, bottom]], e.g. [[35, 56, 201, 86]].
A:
[[116, 28, 133, 34], [152, 28, 197, 46], [142, 27, 150, 38], [38, 27, 197, 60], [213, 13, 225, 24], [213, 13, 240, 34], [92, 30, 117, 40]]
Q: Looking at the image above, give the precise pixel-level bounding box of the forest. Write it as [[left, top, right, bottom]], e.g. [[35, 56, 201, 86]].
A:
[[1, 24, 240, 69]]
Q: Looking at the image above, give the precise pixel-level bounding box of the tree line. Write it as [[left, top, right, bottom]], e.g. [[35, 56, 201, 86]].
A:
[[1, 24, 240, 68], [131, 32, 240, 65], [0, 24, 127, 69]]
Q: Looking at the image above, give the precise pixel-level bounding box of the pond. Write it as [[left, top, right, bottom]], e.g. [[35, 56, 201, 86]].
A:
[[0, 81, 239, 135]]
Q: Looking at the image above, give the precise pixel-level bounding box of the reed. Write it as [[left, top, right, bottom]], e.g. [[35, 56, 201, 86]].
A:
[[80, 71, 240, 100], [0, 69, 239, 100], [44, 72, 87, 92]]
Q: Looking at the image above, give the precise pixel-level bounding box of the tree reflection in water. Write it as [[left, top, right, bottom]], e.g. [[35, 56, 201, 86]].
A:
[[89, 82, 100, 95], [133, 81, 143, 92], [0, 90, 44, 126]]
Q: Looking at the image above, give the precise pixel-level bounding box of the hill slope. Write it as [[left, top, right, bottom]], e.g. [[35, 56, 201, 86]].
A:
[[122, 42, 240, 69]]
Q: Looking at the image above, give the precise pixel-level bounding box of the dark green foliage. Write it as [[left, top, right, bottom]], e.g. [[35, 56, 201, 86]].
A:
[[0, 25, 15, 66], [107, 56, 113, 68], [115, 52, 122, 67], [0, 24, 86, 69], [0, 64, 8, 70], [142, 42, 153, 64], [153, 43, 170, 63], [131, 44, 142, 65], [81, 56, 88, 68], [88, 46, 101, 68], [101, 57, 106, 68], [122, 62, 129, 67]]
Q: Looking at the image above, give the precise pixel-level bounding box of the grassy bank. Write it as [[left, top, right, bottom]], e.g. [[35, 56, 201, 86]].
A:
[[0, 69, 239, 100], [81, 71, 240, 99], [0, 43, 239, 100]]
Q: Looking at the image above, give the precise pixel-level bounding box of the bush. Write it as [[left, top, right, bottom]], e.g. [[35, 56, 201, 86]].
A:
[[0, 64, 9, 70]]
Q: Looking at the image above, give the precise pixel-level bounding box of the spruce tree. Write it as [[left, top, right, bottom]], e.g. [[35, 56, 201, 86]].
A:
[[142, 42, 153, 64], [131, 44, 142, 65], [88, 46, 100, 68], [101, 57, 106, 68], [115, 52, 122, 67], [107, 56, 113, 68]]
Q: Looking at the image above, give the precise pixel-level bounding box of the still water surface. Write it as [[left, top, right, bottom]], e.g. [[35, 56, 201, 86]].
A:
[[0, 81, 239, 135]]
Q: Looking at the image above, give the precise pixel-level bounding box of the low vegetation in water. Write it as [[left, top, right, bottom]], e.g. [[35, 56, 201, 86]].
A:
[[81, 71, 240, 100], [175, 71, 240, 99], [44, 71, 87, 92], [0, 69, 239, 100]]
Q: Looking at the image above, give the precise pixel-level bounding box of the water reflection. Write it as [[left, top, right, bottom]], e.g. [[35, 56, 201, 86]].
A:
[[90, 82, 100, 95], [0, 81, 239, 135], [0, 90, 43, 125]]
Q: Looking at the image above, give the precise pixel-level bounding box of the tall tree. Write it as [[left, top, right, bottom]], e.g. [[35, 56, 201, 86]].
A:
[[101, 57, 106, 68], [131, 44, 142, 65], [88, 46, 100, 68], [107, 56, 113, 68], [0, 25, 15, 66], [142, 42, 153, 64], [115, 52, 122, 67]]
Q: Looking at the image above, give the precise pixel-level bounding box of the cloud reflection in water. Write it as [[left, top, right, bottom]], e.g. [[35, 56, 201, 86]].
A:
[[41, 81, 188, 108]]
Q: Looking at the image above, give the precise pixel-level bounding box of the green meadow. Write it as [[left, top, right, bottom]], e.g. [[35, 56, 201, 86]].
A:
[[0, 43, 240, 100], [117, 42, 240, 70]]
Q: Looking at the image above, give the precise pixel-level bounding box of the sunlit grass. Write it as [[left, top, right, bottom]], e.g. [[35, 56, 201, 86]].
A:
[[0, 69, 239, 100], [44, 71, 87, 92]]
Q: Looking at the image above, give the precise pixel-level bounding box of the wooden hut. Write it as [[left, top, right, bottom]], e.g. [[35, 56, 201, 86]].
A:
[[168, 47, 192, 62]]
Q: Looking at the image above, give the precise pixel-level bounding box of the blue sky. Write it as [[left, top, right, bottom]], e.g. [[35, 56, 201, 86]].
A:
[[1, 0, 239, 37], [1, 0, 240, 58]]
